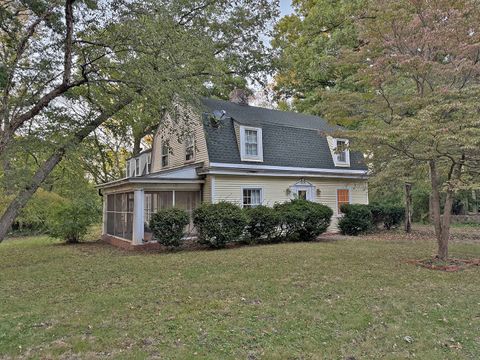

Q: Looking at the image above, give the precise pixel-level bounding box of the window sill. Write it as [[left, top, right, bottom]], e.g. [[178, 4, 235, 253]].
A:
[[240, 157, 263, 162]]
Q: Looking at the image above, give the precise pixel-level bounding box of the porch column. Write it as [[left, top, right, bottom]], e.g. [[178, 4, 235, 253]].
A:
[[132, 189, 145, 245], [102, 194, 107, 235]]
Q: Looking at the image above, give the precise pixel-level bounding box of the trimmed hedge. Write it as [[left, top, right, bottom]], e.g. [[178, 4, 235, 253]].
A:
[[338, 204, 373, 236], [193, 202, 248, 248], [274, 199, 333, 241], [339, 203, 405, 235], [243, 205, 279, 244], [149, 208, 190, 247]]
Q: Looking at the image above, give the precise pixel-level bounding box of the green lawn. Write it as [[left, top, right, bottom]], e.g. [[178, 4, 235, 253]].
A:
[[0, 235, 479, 359]]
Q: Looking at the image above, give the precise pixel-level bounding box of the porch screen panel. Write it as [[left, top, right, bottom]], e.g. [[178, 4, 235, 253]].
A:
[[105, 192, 133, 240], [175, 191, 201, 234], [144, 191, 173, 224]]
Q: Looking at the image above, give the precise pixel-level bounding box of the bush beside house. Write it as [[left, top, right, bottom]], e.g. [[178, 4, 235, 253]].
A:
[[148, 200, 403, 249], [243, 205, 279, 244], [150, 208, 190, 247], [275, 200, 333, 241], [193, 202, 248, 248]]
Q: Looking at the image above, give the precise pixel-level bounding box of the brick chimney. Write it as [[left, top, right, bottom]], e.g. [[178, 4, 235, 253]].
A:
[[229, 88, 249, 105]]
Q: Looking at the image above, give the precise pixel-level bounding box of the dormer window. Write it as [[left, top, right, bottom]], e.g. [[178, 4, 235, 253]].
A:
[[161, 143, 169, 167], [185, 134, 195, 162], [334, 138, 350, 167], [240, 126, 263, 162], [135, 158, 140, 176]]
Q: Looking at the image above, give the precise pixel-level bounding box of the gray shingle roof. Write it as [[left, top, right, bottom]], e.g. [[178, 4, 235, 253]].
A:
[[201, 98, 367, 170]]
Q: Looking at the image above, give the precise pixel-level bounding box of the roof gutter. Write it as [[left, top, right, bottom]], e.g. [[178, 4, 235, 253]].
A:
[[203, 162, 369, 178]]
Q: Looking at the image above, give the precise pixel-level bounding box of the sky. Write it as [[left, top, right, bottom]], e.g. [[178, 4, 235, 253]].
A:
[[279, 0, 294, 16]]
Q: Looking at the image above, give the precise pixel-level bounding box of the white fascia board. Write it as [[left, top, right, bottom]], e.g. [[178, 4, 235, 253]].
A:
[[205, 169, 367, 179], [209, 162, 367, 175]]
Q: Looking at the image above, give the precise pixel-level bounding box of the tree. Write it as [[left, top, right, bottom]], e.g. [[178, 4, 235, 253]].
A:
[[272, 0, 368, 128], [355, 0, 480, 259], [274, 0, 480, 259], [0, 0, 279, 242]]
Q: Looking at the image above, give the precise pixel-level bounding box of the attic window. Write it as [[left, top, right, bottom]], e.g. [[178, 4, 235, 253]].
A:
[[135, 158, 140, 176], [161, 143, 169, 167], [334, 138, 350, 166], [240, 126, 263, 162], [185, 134, 195, 162]]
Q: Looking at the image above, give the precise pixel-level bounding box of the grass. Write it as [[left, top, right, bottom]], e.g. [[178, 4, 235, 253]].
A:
[[0, 234, 479, 359]]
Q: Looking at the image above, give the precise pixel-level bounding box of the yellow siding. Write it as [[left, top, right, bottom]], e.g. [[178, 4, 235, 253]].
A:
[[203, 175, 212, 204], [151, 107, 208, 173], [212, 175, 368, 232]]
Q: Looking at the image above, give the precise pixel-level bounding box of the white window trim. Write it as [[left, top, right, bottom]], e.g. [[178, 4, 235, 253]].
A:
[[335, 187, 352, 216], [290, 184, 316, 201], [240, 186, 264, 208], [333, 138, 350, 167], [161, 143, 169, 168], [135, 158, 140, 177], [146, 155, 151, 175], [240, 125, 263, 162], [185, 134, 196, 163]]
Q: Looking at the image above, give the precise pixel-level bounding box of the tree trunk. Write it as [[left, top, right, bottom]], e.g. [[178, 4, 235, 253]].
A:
[[0, 98, 132, 242], [429, 160, 449, 260], [0, 153, 64, 240], [132, 134, 142, 156], [404, 182, 412, 233]]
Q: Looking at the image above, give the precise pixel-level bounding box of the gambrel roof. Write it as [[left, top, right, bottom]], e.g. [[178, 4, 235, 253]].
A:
[[201, 98, 367, 171]]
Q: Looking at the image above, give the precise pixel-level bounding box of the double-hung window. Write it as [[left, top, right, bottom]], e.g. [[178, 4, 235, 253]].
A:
[[334, 138, 350, 166], [135, 158, 140, 176], [161, 144, 169, 167], [185, 134, 195, 162], [245, 130, 258, 156], [242, 188, 262, 208], [240, 126, 263, 161]]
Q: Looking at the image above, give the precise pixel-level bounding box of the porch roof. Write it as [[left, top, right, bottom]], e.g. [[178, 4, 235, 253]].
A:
[[96, 163, 204, 191]]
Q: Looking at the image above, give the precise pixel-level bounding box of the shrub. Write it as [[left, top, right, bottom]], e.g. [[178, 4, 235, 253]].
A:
[[149, 208, 190, 247], [0, 189, 67, 234], [243, 205, 279, 243], [338, 204, 372, 236], [48, 198, 100, 243], [193, 202, 248, 248], [368, 203, 405, 230], [381, 204, 405, 230], [274, 199, 333, 241]]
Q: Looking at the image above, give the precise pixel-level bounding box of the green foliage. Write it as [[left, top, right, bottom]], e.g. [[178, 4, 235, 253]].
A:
[[0, 188, 66, 233], [369, 203, 405, 230], [274, 200, 332, 241], [338, 204, 372, 236], [272, 0, 367, 128], [193, 202, 248, 248], [243, 205, 279, 244], [149, 208, 189, 247], [0, 0, 278, 242], [48, 198, 100, 243]]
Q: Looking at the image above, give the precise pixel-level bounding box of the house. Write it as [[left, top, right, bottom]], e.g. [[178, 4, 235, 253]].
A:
[[97, 90, 369, 246]]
